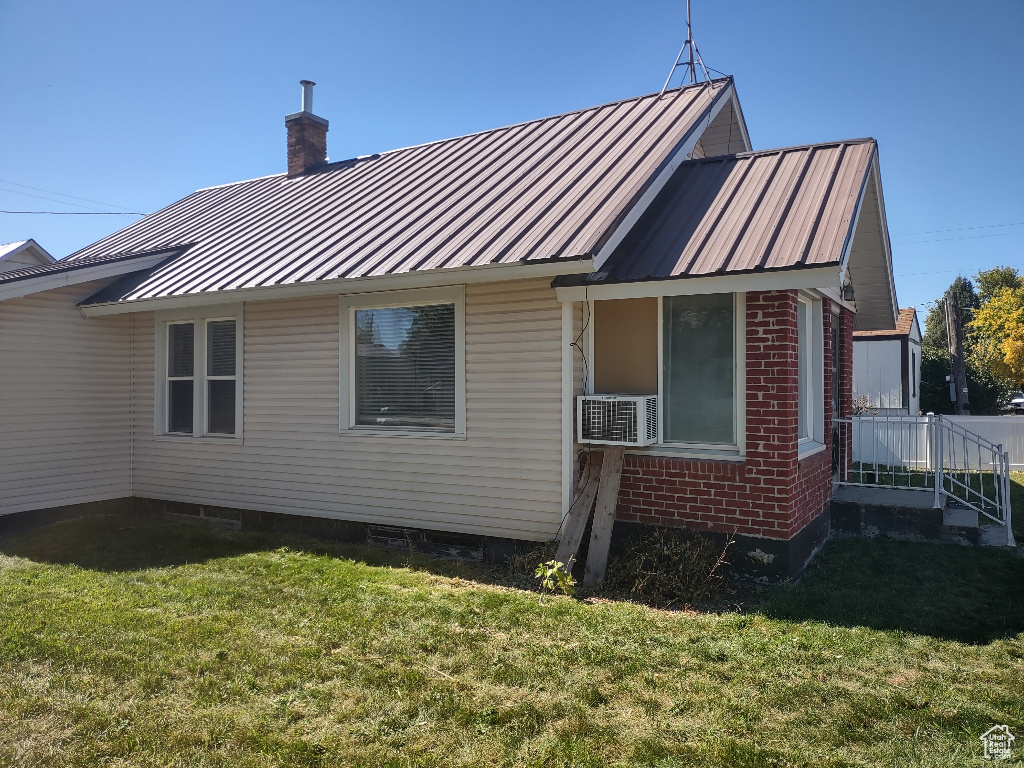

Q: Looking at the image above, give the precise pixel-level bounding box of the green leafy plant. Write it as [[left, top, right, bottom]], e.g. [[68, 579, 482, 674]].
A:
[[534, 558, 577, 603]]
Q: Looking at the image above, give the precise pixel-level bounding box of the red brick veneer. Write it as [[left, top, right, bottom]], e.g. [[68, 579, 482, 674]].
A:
[[616, 290, 852, 541]]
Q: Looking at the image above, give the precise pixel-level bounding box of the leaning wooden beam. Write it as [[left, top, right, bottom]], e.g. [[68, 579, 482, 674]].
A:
[[553, 451, 604, 568], [582, 445, 625, 588]]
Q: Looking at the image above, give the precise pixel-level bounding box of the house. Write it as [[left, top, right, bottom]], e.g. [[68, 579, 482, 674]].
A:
[[0, 239, 54, 273], [0, 78, 899, 576], [853, 307, 922, 414]]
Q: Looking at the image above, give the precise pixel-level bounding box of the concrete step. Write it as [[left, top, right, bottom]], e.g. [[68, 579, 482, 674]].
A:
[[831, 485, 1017, 549], [941, 503, 979, 546], [979, 523, 1016, 549], [832, 485, 943, 510]]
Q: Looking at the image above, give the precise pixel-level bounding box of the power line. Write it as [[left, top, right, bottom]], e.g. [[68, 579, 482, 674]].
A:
[[892, 221, 1024, 237], [0, 178, 140, 212], [892, 231, 1024, 246], [0, 186, 109, 212], [0, 210, 146, 215]]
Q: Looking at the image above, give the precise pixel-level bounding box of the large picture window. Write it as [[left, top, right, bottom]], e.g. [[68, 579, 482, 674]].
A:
[[156, 305, 243, 440], [662, 293, 738, 445], [354, 304, 455, 430], [341, 287, 466, 437]]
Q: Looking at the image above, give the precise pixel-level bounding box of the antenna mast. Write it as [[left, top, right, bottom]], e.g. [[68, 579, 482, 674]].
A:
[[660, 0, 713, 96]]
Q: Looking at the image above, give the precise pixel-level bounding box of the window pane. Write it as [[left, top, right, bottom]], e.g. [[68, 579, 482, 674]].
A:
[[207, 320, 236, 377], [354, 304, 456, 429], [798, 302, 808, 438], [168, 380, 194, 433], [663, 294, 734, 444], [168, 323, 194, 377], [208, 379, 236, 435]]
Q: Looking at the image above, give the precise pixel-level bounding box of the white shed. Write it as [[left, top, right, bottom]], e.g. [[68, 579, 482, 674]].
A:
[[853, 308, 922, 415]]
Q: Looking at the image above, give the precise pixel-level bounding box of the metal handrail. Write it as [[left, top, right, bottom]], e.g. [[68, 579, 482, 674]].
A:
[[835, 414, 1015, 546]]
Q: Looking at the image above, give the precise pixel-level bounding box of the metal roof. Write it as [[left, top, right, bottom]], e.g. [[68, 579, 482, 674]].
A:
[[0, 249, 178, 286], [69, 80, 733, 305], [579, 138, 876, 284]]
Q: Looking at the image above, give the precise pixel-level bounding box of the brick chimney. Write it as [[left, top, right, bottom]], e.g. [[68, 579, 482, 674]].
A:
[[285, 80, 329, 176]]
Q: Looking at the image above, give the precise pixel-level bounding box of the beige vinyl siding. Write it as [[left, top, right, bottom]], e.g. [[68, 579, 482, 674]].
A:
[[0, 281, 131, 513], [132, 278, 564, 540]]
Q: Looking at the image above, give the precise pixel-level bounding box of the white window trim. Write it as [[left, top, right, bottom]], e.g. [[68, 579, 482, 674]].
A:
[[585, 293, 746, 458], [798, 293, 825, 456], [154, 303, 244, 443], [657, 292, 746, 456], [339, 285, 466, 439]]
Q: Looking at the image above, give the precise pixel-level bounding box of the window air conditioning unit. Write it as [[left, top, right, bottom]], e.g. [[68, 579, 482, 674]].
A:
[[577, 394, 658, 447]]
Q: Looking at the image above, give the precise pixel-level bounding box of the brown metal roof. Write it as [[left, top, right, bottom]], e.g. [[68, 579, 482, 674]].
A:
[[0, 248, 180, 286], [70, 80, 732, 304], [854, 307, 917, 339], [583, 139, 876, 283]]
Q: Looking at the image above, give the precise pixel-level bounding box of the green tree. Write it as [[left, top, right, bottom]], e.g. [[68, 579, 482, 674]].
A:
[[974, 266, 1022, 305], [922, 275, 978, 352], [919, 346, 1007, 415], [918, 274, 1009, 414]]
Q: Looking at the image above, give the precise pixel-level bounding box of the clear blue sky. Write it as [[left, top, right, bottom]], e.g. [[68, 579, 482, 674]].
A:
[[1, 0, 1021, 311]]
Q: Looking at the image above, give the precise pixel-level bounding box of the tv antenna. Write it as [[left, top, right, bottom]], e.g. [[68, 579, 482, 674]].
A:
[[660, 0, 713, 96]]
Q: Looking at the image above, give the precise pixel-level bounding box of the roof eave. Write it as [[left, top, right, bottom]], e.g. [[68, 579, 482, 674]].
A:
[[78, 256, 595, 317], [0, 249, 183, 303]]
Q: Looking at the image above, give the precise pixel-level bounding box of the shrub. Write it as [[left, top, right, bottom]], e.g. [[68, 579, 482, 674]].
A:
[[606, 527, 732, 607]]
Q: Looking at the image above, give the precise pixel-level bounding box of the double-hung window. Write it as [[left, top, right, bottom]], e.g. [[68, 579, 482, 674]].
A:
[[157, 306, 243, 440], [797, 294, 825, 450], [340, 287, 466, 437]]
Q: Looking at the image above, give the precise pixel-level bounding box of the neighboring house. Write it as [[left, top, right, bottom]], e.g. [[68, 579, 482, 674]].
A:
[[853, 308, 922, 415], [0, 77, 899, 575], [0, 239, 54, 273]]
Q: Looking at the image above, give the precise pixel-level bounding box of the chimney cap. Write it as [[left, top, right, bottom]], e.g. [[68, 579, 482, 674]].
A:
[[299, 79, 316, 86]]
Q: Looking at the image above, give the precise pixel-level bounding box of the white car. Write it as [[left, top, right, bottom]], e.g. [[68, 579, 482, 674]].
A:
[[1011, 391, 1024, 414]]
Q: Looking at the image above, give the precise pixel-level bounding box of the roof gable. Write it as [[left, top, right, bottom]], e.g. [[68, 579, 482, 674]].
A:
[[0, 239, 55, 273], [583, 139, 877, 283]]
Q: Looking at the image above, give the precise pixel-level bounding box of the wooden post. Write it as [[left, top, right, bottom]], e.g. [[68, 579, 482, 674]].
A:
[[945, 291, 970, 415], [554, 451, 604, 568], [582, 445, 625, 588]]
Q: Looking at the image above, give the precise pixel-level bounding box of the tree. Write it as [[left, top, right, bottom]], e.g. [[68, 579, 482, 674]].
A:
[[975, 266, 1022, 305], [919, 346, 1006, 415], [922, 275, 978, 352], [970, 284, 1024, 388], [918, 274, 1010, 414]]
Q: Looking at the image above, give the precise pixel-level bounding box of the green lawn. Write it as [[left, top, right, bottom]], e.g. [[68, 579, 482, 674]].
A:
[[1, 496, 1023, 766]]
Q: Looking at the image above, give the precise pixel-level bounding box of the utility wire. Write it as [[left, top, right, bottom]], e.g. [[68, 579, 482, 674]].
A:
[[0, 178, 140, 212], [892, 231, 1023, 246], [0, 210, 146, 215], [0, 186, 110, 212], [892, 221, 1024, 237]]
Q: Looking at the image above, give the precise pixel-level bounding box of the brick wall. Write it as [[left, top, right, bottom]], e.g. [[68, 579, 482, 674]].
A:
[[616, 290, 853, 541]]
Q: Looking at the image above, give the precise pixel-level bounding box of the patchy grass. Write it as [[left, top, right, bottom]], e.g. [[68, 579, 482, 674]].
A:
[[1, 512, 1023, 767]]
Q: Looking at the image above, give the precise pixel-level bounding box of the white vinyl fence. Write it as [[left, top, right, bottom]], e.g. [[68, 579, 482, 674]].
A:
[[851, 416, 1024, 471], [942, 417, 1024, 471]]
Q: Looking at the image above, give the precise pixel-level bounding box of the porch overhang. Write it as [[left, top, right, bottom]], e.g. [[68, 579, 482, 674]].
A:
[[553, 264, 842, 303]]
